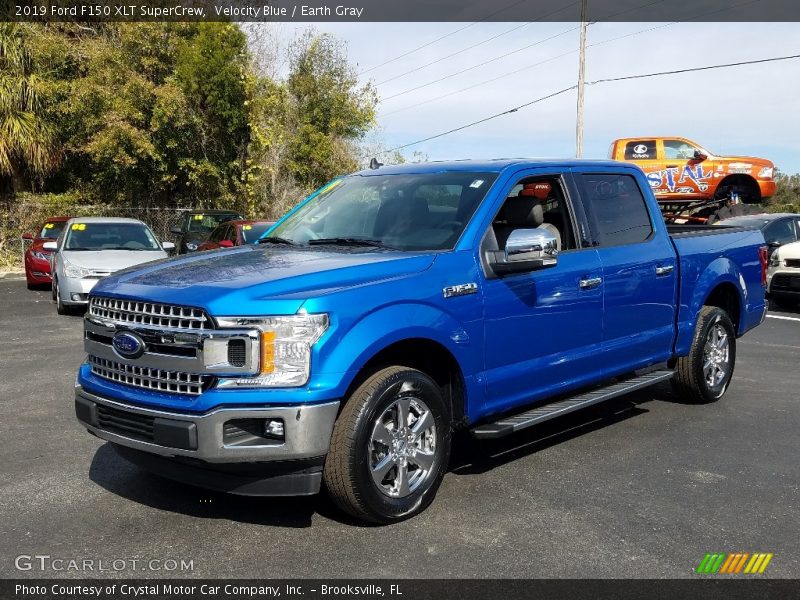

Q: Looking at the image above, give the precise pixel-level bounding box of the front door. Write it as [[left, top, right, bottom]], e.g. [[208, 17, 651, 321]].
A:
[[479, 170, 604, 418]]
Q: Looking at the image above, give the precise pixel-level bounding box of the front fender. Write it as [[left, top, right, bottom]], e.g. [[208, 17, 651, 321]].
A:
[[316, 302, 481, 397]]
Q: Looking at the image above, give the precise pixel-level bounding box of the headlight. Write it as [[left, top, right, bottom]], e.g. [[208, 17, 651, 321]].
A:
[[63, 260, 92, 279], [186, 242, 198, 251], [769, 254, 781, 267], [758, 166, 774, 179], [31, 251, 50, 261], [216, 313, 329, 388]]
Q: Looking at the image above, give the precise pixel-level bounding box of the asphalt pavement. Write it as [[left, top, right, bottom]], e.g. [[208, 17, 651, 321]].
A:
[[1, 277, 798, 579]]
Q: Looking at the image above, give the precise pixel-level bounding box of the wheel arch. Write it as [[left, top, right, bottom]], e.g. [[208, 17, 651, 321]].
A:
[[714, 173, 762, 204]]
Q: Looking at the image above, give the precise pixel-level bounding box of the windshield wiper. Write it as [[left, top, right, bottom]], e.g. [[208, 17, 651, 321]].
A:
[[308, 237, 393, 249], [257, 236, 296, 245]]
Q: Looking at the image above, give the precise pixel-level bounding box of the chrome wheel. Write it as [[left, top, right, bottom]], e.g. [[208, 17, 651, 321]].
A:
[[369, 395, 437, 498], [703, 322, 730, 387]]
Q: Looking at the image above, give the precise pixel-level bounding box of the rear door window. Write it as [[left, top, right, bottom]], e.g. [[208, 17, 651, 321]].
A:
[[579, 174, 654, 247], [624, 140, 657, 161]]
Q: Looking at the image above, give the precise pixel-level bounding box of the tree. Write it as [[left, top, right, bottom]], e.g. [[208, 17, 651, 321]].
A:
[[0, 23, 61, 193], [247, 29, 377, 217]]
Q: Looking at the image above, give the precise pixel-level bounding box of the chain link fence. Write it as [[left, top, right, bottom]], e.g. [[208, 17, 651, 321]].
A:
[[1, 199, 201, 270]]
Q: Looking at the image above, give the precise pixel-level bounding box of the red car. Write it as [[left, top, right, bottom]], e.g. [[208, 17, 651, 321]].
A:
[[196, 219, 275, 251], [21, 216, 71, 289]]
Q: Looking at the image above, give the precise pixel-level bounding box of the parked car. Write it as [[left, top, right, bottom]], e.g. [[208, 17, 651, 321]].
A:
[[21, 216, 70, 289], [46, 217, 174, 314], [610, 136, 776, 223], [715, 213, 800, 258], [196, 219, 276, 251], [170, 210, 243, 254], [74, 159, 767, 523], [767, 239, 800, 310]]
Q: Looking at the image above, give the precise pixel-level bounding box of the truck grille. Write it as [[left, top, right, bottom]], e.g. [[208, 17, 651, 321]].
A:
[[89, 296, 210, 330], [89, 355, 212, 395], [784, 259, 800, 268], [771, 274, 800, 292], [97, 404, 155, 443]]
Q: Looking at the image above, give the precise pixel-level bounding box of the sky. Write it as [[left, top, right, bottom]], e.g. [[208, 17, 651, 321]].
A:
[[247, 22, 800, 173]]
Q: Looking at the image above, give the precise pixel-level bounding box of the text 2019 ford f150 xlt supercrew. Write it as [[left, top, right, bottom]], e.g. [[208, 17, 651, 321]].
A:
[[74, 159, 768, 523]]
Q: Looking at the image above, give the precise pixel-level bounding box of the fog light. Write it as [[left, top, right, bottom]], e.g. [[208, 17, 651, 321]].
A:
[[264, 419, 284, 439], [71, 293, 82, 301]]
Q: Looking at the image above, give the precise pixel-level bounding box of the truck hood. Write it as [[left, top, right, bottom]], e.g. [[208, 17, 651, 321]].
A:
[[91, 245, 437, 315], [716, 156, 774, 168], [62, 250, 168, 272]]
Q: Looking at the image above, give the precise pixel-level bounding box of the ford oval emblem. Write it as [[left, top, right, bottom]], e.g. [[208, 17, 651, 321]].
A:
[[112, 331, 145, 359]]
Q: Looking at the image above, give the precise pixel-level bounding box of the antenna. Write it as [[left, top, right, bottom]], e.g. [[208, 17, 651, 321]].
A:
[[369, 158, 384, 170]]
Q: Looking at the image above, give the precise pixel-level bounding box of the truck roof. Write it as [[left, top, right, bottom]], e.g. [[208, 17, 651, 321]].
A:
[[356, 158, 628, 175]]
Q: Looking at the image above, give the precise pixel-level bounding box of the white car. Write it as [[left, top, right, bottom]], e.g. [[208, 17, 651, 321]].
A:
[[767, 239, 800, 310], [45, 217, 174, 314]]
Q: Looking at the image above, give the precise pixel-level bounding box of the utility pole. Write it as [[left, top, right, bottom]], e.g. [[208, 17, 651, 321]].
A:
[[575, 0, 588, 158]]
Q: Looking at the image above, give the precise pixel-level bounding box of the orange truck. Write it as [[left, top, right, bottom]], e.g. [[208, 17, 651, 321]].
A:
[[609, 137, 776, 222]]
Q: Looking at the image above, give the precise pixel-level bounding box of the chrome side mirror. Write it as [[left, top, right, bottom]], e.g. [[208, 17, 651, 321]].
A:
[[162, 241, 176, 251], [42, 241, 58, 251], [488, 228, 558, 275]]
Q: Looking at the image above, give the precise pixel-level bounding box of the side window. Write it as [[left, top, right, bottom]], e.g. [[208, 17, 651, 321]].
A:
[[580, 174, 653, 247], [226, 226, 238, 242], [663, 140, 697, 160], [624, 140, 656, 160], [764, 219, 798, 245], [210, 226, 226, 243], [487, 175, 577, 252]]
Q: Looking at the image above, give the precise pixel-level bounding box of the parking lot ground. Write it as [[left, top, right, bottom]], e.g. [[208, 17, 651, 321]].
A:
[[1, 277, 799, 579]]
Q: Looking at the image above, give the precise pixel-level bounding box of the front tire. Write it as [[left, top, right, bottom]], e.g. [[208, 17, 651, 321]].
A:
[[672, 306, 736, 403], [54, 278, 69, 315], [324, 366, 451, 524]]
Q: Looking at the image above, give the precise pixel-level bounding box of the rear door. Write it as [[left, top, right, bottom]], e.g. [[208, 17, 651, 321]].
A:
[[571, 167, 678, 375]]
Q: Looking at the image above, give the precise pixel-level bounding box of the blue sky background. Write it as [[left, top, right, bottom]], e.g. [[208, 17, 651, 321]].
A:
[[249, 22, 800, 173]]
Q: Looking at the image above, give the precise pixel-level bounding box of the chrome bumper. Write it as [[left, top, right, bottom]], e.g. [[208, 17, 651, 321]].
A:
[[75, 385, 339, 464]]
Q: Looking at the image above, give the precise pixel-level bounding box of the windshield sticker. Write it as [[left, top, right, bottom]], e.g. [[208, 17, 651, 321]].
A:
[[469, 179, 485, 188], [71, 223, 87, 231], [193, 214, 204, 220], [44, 223, 55, 229], [243, 225, 252, 230]]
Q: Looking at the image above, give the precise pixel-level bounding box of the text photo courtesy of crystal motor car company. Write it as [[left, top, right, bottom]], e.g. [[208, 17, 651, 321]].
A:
[[32, 152, 776, 524]]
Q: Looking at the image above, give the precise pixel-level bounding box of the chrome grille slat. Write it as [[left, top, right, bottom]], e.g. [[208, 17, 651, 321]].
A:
[[88, 296, 210, 330], [89, 355, 211, 396]]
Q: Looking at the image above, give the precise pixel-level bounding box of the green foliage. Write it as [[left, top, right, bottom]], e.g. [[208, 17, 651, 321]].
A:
[[0, 23, 379, 265], [0, 23, 62, 191], [767, 173, 800, 213]]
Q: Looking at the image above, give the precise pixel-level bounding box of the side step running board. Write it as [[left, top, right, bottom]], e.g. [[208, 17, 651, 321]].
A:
[[471, 370, 674, 439]]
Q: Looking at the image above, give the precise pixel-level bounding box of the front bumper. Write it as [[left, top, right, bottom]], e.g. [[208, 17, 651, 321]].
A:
[[767, 270, 800, 299], [60, 276, 100, 305], [75, 385, 339, 464]]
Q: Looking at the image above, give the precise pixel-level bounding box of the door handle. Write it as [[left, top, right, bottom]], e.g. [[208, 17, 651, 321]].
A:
[[579, 276, 602, 290], [655, 264, 674, 276], [666, 165, 678, 169]]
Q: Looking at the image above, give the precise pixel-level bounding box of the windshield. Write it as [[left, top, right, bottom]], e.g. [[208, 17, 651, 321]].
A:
[[187, 213, 242, 234], [240, 222, 273, 244], [39, 221, 67, 239], [266, 172, 498, 251], [64, 222, 162, 251]]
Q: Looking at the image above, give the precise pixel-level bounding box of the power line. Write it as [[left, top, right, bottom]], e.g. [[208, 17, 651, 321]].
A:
[[381, 26, 581, 101], [378, 21, 676, 118], [357, 0, 535, 75], [372, 52, 800, 157], [374, 1, 582, 86]]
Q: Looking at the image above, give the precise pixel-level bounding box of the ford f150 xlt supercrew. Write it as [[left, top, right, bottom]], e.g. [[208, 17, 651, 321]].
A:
[[74, 159, 768, 523]]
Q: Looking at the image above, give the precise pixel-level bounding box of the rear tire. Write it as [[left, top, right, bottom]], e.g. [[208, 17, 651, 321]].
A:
[[324, 366, 451, 524], [672, 306, 736, 404]]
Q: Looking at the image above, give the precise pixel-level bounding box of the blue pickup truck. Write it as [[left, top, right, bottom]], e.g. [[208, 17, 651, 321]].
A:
[[75, 159, 768, 523]]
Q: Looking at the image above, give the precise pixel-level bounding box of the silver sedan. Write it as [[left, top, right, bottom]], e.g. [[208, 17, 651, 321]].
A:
[[45, 217, 174, 314]]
